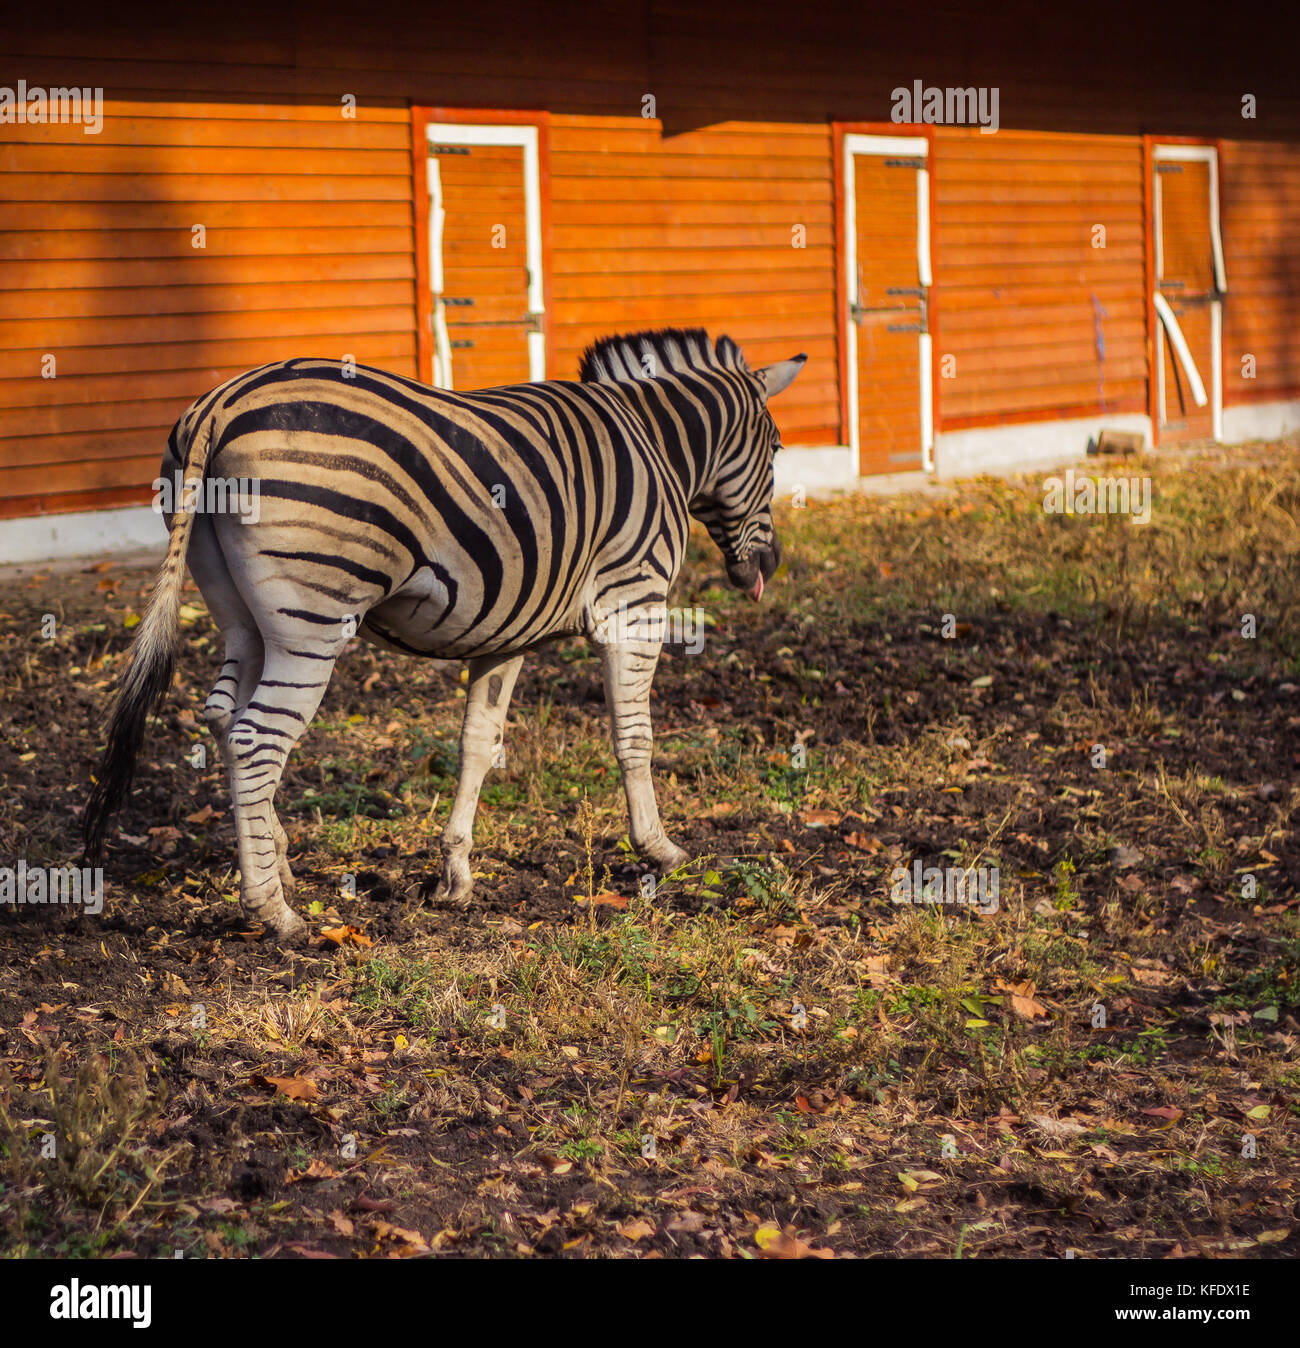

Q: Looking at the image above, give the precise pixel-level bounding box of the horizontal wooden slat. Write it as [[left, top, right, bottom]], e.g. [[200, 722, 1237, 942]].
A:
[[0, 255, 413, 290], [0, 279, 413, 322], [0, 227, 413, 261], [553, 247, 833, 274], [0, 144, 411, 175], [550, 152, 828, 180], [0, 116, 410, 149], [0, 201, 413, 230], [555, 200, 834, 227], [553, 225, 834, 250], [2, 173, 411, 203], [0, 305, 413, 351]]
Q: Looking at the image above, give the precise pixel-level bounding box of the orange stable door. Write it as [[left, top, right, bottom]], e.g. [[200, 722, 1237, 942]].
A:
[[1152, 145, 1225, 443], [844, 134, 934, 475]]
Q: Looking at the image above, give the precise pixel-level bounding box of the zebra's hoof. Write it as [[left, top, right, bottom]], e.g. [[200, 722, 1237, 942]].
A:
[[432, 857, 474, 907], [263, 910, 308, 943], [641, 839, 689, 874]]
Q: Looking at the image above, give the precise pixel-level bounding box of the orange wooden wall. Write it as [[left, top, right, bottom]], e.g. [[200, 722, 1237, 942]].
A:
[[930, 130, 1148, 428], [0, 96, 417, 518], [0, 25, 1298, 521], [1220, 141, 1300, 406], [547, 116, 838, 445]]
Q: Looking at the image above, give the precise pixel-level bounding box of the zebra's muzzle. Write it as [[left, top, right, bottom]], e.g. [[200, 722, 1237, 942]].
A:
[[727, 541, 779, 602]]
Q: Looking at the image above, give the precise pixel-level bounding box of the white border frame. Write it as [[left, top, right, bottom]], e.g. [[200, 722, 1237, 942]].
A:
[[426, 122, 546, 385], [843, 133, 934, 472], [1153, 143, 1224, 439]]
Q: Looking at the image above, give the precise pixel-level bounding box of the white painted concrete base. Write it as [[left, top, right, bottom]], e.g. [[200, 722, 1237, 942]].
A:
[[932, 413, 1154, 480], [0, 505, 163, 565], [776, 414, 1159, 497], [774, 445, 857, 496], [1221, 398, 1300, 444]]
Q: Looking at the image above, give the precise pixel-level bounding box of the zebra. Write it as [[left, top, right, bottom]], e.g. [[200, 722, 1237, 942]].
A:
[[83, 329, 805, 940]]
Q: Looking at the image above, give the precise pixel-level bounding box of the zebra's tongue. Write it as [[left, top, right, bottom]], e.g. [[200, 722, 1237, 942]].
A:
[[749, 573, 764, 602]]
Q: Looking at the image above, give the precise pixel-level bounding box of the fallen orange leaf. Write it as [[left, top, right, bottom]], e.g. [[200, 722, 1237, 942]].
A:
[[319, 924, 373, 948], [754, 1223, 833, 1259], [253, 1073, 321, 1102]]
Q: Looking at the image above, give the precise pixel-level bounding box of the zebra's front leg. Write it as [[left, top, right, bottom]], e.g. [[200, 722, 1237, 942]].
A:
[[435, 652, 524, 904], [598, 636, 688, 874]]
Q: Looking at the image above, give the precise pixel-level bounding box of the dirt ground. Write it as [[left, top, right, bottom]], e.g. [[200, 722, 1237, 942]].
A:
[[1, 442, 1298, 1259]]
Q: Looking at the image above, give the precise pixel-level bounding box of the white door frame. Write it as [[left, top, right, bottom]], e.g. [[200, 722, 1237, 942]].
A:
[[1152, 143, 1225, 441], [843, 133, 934, 471], [426, 122, 546, 386]]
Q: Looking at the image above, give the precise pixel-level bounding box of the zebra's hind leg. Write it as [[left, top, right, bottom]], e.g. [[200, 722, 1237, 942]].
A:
[[434, 652, 524, 905], [598, 636, 689, 876], [189, 524, 298, 900], [201, 625, 301, 893], [225, 645, 337, 939]]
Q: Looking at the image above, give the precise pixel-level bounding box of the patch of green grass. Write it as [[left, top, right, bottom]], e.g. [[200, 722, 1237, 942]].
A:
[[286, 778, 399, 821], [1051, 856, 1080, 911], [538, 918, 659, 988], [1213, 932, 1300, 1014], [353, 956, 444, 1031], [727, 860, 799, 919]]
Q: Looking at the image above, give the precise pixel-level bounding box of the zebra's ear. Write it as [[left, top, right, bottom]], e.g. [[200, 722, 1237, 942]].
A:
[[756, 354, 807, 399]]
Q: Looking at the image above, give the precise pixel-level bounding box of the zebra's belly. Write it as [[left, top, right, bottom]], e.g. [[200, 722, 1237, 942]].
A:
[[361, 567, 583, 660]]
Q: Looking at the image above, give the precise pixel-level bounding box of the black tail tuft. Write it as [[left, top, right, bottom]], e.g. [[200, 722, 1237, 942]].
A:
[[82, 624, 177, 862]]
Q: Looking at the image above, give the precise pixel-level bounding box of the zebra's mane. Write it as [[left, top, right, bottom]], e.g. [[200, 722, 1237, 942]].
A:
[[578, 327, 747, 384]]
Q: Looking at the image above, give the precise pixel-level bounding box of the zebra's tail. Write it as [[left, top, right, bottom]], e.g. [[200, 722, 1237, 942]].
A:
[[83, 417, 214, 861]]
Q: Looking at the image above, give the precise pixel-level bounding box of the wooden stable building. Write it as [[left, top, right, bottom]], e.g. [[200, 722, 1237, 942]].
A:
[[1, 1, 1298, 559]]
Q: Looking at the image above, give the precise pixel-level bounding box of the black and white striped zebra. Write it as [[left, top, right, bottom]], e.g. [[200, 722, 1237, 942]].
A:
[[83, 329, 805, 939]]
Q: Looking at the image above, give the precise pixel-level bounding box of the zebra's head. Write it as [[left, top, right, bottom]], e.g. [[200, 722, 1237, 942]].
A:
[[579, 328, 805, 601]]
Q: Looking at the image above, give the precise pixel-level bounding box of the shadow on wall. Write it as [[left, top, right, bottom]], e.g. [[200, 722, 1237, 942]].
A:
[[1, 76, 417, 524], [1221, 144, 1300, 407]]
